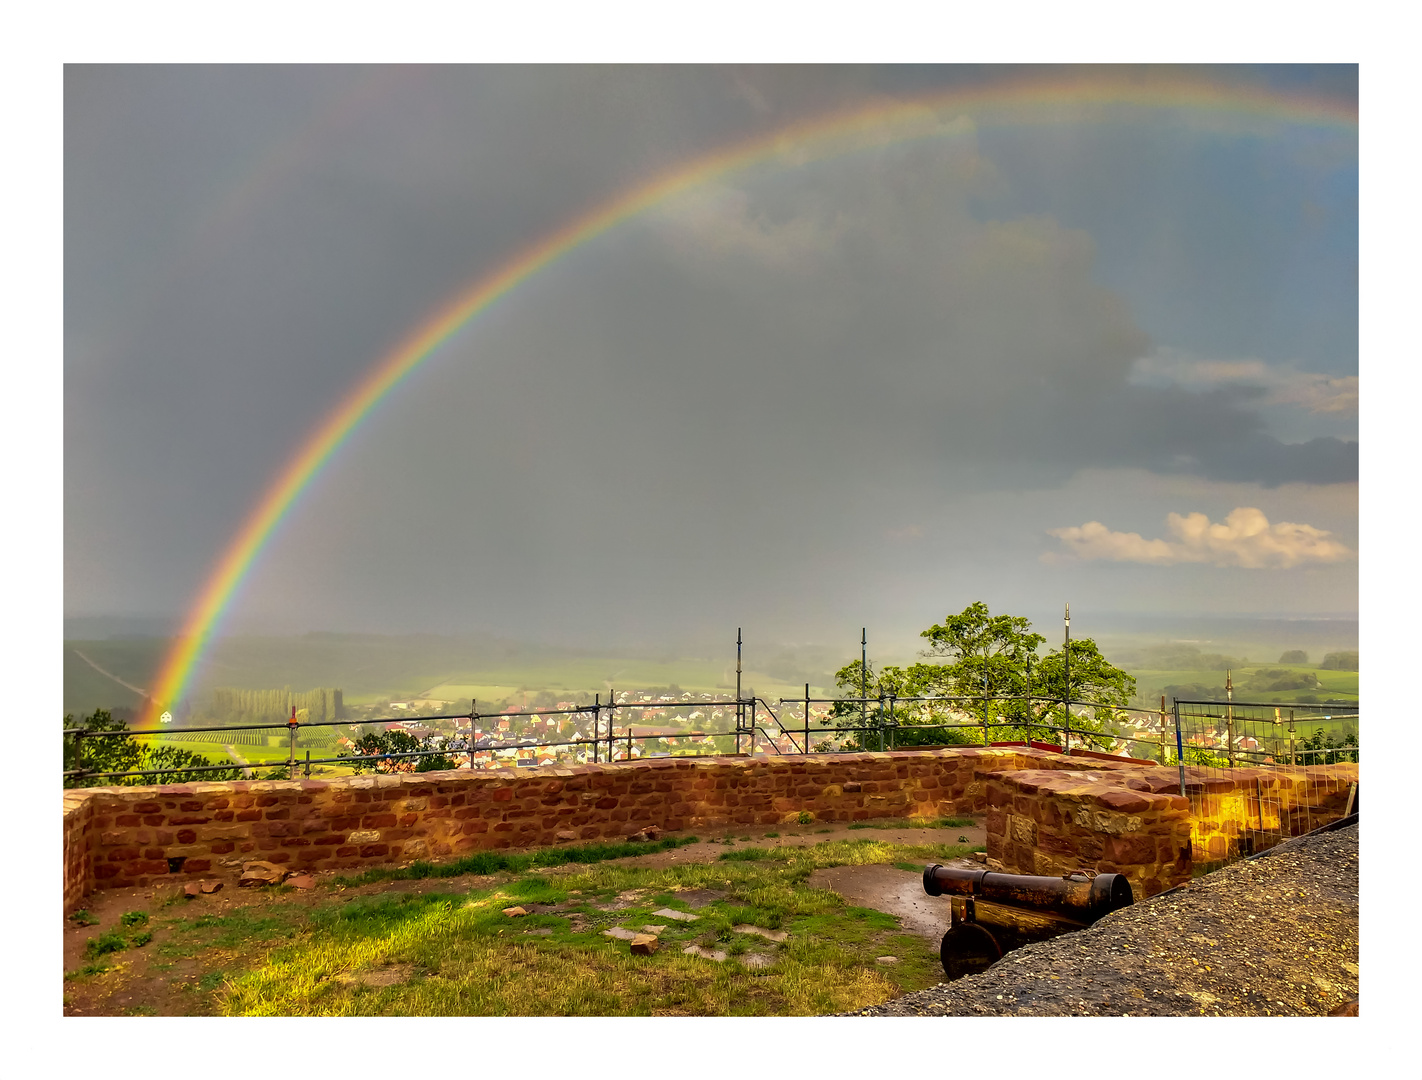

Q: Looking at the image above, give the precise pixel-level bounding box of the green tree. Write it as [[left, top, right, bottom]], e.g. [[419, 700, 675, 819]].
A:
[[1320, 651, 1359, 671], [340, 729, 457, 773], [64, 709, 244, 787], [819, 603, 1135, 752], [822, 658, 971, 751]]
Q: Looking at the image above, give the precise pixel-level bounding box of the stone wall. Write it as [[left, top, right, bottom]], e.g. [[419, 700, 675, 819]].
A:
[[981, 767, 1195, 898], [63, 790, 98, 914], [60, 747, 1358, 913], [1185, 762, 1358, 868]]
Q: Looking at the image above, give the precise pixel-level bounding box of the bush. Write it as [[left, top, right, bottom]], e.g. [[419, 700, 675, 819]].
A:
[[1320, 651, 1359, 671], [340, 730, 456, 774], [64, 710, 244, 787]]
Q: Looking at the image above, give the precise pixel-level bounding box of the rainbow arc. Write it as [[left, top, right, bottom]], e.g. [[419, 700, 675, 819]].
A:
[[139, 73, 1357, 727]]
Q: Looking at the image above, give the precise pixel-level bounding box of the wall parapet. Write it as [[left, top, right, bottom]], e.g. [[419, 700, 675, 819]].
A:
[[61, 747, 1355, 912]]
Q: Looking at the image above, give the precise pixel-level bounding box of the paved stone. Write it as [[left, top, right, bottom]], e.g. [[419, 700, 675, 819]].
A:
[[630, 934, 660, 955], [640, 925, 669, 934], [682, 944, 728, 962], [652, 908, 700, 922], [876, 956, 900, 964], [733, 924, 787, 942], [603, 927, 640, 941]]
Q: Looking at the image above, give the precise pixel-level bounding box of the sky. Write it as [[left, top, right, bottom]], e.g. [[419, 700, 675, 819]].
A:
[[63, 64, 1360, 656]]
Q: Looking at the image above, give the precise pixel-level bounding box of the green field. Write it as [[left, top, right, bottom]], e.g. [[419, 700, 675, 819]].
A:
[[64, 633, 836, 718], [65, 634, 1358, 725], [1129, 663, 1358, 707]]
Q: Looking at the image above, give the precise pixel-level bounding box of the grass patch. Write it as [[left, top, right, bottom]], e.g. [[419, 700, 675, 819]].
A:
[[86, 930, 129, 958], [719, 847, 774, 862], [334, 836, 700, 886], [69, 909, 98, 927], [218, 836, 973, 1017], [847, 816, 975, 831], [65, 961, 114, 980], [763, 832, 780, 839]]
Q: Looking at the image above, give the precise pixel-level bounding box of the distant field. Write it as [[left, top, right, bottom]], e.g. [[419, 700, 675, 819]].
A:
[[1129, 663, 1358, 706], [63, 633, 828, 716], [65, 633, 1355, 721]]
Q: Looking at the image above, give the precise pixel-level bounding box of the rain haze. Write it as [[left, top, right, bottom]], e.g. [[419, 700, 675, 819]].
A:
[[64, 64, 1358, 676]]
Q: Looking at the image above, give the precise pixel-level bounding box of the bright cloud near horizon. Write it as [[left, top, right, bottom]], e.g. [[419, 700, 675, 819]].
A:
[[1046, 508, 1355, 569], [64, 65, 1358, 653]]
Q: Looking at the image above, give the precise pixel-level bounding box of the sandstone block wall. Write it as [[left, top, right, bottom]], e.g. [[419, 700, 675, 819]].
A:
[[60, 747, 1358, 912], [981, 767, 1194, 898], [63, 791, 97, 914], [1184, 762, 1358, 867]]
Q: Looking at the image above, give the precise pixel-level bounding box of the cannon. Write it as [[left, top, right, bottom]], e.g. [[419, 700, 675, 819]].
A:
[[922, 863, 1134, 980]]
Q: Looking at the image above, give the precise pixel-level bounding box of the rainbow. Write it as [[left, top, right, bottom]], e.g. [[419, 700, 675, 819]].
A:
[[140, 72, 1357, 726]]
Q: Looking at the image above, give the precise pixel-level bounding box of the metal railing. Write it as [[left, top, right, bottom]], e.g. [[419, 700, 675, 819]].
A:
[[63, 687, 1188, 785], [64, 674, 1358, 788], [1171, 698, 1359, 871]]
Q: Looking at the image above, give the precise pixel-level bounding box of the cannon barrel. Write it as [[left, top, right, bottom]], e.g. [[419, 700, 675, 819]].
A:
[[923, 864, 1133, 924]]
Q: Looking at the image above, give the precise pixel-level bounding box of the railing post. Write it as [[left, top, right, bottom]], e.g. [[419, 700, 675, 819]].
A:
[[469, 700, 477, 771], [1225, 671, 1236, 768], [1063, 603, 1071, 756], [73, 726, 85, 785], [593, 694, 600, 764], [982, 673, 989, 747], [804, 683, 811, 756], [1288, 708, 1296, 767], [1159, 695, 1168, 765], [736, 628, 743, 757], [1174, 700, 1186, 797], [287, 705, 298, 778]]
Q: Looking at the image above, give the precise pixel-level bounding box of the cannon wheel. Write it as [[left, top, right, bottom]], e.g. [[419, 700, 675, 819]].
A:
[[939, 922, 1002, 980]]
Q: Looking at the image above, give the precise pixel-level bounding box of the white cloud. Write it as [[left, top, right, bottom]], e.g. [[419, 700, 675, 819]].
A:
[[1130, 348, 1357, 416], [1046, 507, 1354, 569]]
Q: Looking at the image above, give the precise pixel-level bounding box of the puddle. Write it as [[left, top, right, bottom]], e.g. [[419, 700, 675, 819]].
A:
[[808, 861, 974, 944]]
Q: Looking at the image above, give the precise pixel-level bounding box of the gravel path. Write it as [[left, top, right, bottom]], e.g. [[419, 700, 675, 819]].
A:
[[848, 823, 1359, 1017]]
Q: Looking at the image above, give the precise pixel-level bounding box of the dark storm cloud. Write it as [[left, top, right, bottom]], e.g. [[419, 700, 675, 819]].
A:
[[64, 66, 1358, 641]]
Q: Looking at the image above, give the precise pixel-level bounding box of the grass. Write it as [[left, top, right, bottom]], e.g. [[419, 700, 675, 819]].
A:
[[205, 835, 971, 1016], [334, 836, 700, 886], [846, 816, 975, 831]]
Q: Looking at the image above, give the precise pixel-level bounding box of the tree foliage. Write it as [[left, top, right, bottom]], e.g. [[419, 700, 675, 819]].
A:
[[1320, 651, 1359, 672], [340, 729, 458, 773], [63, 709, 247, 787], [208, 686, 345, 725], [820, 602, 1135, 752]]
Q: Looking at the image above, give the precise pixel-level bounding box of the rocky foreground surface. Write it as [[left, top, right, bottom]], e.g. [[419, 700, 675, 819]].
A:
[[850, 823, 1359, 1017]]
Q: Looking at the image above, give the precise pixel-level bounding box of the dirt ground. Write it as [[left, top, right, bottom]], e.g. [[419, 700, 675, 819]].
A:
[[62, 818, 985, 1016]]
